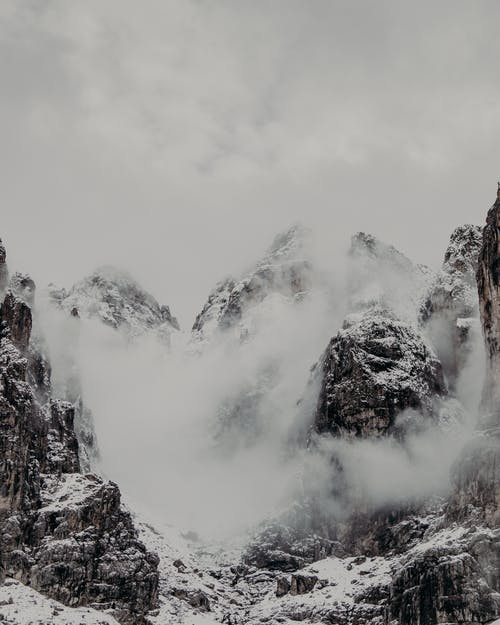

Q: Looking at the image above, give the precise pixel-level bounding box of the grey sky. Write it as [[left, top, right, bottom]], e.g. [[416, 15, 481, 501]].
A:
[[1, 0, 499, 324]]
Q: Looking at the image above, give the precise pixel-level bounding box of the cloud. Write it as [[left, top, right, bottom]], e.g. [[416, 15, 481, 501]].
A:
[[1, 0, 499, 323]]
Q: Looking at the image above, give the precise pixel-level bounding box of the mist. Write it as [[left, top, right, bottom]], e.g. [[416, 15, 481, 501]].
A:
[[36, 228, 486, 542]]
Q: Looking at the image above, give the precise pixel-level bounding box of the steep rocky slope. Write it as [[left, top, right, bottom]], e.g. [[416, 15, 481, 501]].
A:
[[312, 309, 446, 439], [0, 242, 159, 625]]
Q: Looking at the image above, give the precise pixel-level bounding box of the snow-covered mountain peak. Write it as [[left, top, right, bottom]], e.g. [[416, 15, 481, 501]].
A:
[[263, 223, 312, 263], [347, 232, 432, 326], [350, 231, 423, 277], [192, 225, 314, 344], [48, 265, 179, 341]]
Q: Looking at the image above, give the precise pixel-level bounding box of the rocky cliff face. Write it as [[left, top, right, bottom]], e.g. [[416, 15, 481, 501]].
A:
[[0, 239, 8, 295], [0, 245, 159, 625], [387, 198, 500, 625], [312, 309, 446, 439], [477, 195, 500, 424]]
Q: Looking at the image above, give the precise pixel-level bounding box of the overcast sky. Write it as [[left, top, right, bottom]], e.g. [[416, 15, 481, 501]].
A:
[[1, 1, 500, 324]]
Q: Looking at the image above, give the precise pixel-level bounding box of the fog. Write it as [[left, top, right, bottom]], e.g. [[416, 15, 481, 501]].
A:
[[36, 231, 486, 541], [2, 0, 494, 541]]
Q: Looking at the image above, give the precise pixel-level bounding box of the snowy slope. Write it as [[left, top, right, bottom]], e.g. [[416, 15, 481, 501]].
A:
[[0, 579, 120, 625]]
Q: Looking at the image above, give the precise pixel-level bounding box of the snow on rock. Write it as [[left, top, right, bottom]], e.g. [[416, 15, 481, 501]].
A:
[[192, 224, 313, 344], [135, 509, 399, 625], [0, 578, 120, 625], [421, 224, 483, 389], [388, 523, 500, 625], [0, 248, 159, 625], [49, 265, 179, 342], [312, 308, 446, 438]]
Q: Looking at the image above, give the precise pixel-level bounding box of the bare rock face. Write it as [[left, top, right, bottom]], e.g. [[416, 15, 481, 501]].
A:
[[421, 224, 483, 389], [0, 239, 8, 294], [0, 290, 32, 350], [388, 528, 500, 625], [0, 243, 159, 625], [477, 194, 500, 424], [243, 521, 337, 572], [312, 310, 445, 438]]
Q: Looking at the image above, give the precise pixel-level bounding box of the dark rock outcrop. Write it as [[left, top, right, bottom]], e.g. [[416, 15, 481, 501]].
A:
[[0, 243, 159, 624], [477, 194, 500, 423], [0, 238, 8, 294], [243, 521, 336, 572], [290, 573, 318, 595], [388, 190, 500, 625], [312, 310, 445, 438]]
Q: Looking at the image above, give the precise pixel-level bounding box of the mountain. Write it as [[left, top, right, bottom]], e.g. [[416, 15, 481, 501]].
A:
[[312, 308, 446, 439], [192, 223, 314, 344], [49, 265, 179, 341], [1, 188, 499, 625]]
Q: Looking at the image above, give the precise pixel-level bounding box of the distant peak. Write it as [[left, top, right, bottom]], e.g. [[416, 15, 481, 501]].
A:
[[350, 232, 413, 267], [265, 223, 312, 261], [87, 265, 136, 285]]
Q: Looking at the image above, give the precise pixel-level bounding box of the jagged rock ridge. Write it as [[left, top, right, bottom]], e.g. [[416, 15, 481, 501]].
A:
[[192, 224, 313, 342], [49, 265, 179, 341]]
